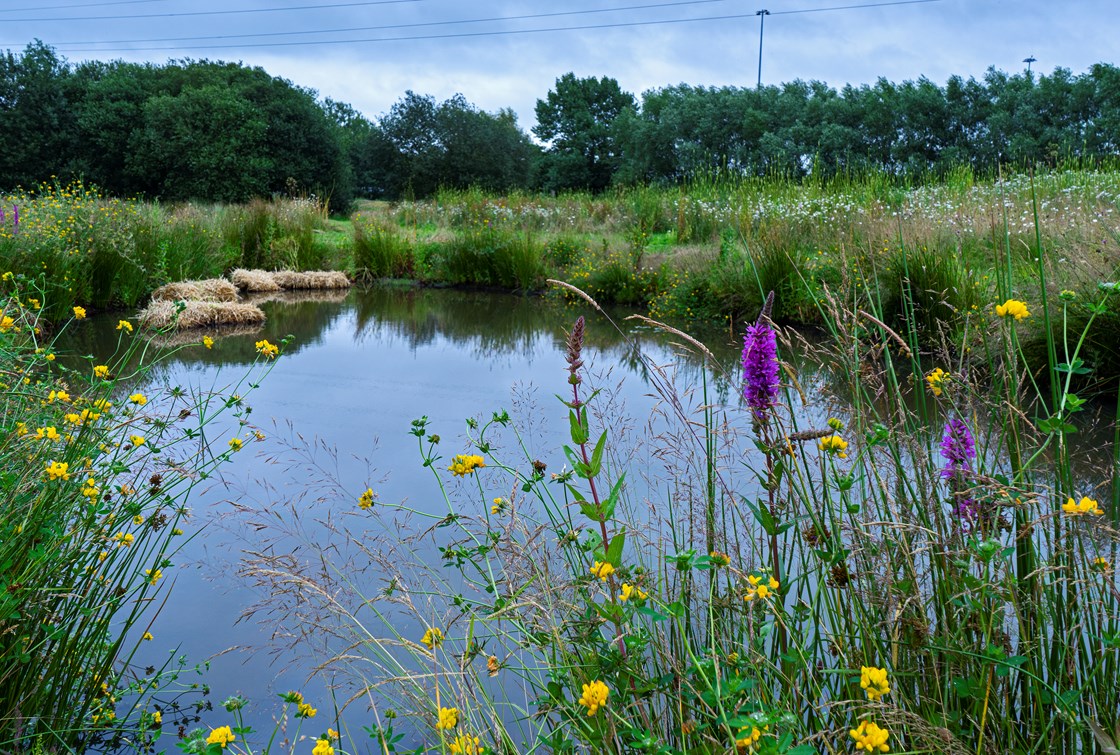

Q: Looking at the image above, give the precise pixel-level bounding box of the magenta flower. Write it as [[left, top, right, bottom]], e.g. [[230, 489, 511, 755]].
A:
[[940, 418, 976, 479], [742, 319, 780, 422]]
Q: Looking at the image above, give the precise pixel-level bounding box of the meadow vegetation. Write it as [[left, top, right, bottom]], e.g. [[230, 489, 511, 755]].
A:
[[1, 164, 1120, 754], [0, 275, 284, 751]]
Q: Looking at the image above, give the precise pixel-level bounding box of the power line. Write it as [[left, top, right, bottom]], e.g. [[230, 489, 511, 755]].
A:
[[0, 0, 421, 23], [38, 0, 943, 54], [48, 0, 737, 47], [0, 0, 170, 13]]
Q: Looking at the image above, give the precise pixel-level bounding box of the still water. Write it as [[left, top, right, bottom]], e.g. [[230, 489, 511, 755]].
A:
[[65, 287, 761, 745], [63, 286, 1115, 750]]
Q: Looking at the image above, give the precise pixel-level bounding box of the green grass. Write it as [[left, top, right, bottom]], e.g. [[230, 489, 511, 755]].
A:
[[0, 276, 281, 751]]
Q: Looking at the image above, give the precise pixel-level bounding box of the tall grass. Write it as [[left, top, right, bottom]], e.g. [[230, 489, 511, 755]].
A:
[[0, 182, 333, 317], [222, 215, 1118, 753], [0, 273, 280, 752]]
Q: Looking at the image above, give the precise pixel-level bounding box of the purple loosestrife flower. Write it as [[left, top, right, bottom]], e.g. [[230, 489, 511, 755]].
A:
[[742, 320, 780, 423], [940, 418, 976, 479]]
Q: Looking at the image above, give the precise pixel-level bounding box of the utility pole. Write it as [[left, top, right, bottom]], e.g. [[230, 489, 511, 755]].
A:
[[756, 9, 770, 89], [1023, 55, 1036, 74]]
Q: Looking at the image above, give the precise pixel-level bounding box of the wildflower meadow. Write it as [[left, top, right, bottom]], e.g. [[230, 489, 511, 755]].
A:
[[1, 166, 1119, 755]]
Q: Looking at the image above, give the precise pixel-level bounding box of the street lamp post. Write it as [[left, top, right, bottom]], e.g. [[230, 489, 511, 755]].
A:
[[757, 9, 770, 89]]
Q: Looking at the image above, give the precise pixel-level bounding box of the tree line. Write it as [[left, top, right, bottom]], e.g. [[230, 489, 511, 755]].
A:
[[2, 41, 1118, 208]]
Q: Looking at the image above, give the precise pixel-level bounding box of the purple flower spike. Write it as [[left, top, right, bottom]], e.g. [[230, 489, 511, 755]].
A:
[[742, 319, 780, 423], [940, 418, 976, 479]]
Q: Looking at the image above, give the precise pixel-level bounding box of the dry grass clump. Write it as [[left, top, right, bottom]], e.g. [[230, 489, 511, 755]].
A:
[[150, 278, 239, 303], [137, 300, 266, 330], [270, 270, 351, 290], [230, 269, 283, 293]]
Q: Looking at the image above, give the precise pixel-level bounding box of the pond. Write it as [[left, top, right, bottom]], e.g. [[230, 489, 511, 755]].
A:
[[63, 287, 779, 745], [62, 286, 1117, 751]]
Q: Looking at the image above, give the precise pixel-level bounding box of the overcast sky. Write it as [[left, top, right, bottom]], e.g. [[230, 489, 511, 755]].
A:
[[1, 0, 1115, 131]]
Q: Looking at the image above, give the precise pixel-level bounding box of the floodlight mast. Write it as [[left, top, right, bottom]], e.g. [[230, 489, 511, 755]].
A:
[[757, 9, 770, 89]]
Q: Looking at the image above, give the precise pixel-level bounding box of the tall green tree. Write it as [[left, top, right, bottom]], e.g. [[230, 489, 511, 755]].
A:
[[533, 73, 635, 192]]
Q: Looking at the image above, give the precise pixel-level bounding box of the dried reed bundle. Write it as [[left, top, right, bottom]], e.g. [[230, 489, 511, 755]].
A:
[[230, 268, 282, 292], [271, 270, 351, 290], [150, 278, 239, 303], [137, 300, 266, 330]]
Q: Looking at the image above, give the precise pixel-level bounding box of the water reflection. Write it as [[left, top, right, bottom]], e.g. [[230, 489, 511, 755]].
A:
[[60, 286, 1118, 747]]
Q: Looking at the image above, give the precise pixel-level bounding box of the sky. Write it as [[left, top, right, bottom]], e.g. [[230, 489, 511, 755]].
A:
[[1, 0, 1116, 132]]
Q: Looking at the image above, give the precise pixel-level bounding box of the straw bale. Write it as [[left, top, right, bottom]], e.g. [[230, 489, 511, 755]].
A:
[[137, 300, 266, 331], [230, 268, 282, 292], [270, 270, 313, 289], [150, 278, 239, 302], [271, 269, 351, 290]]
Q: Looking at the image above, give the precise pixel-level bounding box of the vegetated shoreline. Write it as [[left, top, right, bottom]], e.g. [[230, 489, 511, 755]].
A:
[[4, 166, 1120, 383], [4, 166, 1120, 754]]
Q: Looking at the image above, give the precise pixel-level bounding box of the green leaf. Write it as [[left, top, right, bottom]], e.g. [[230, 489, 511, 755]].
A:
[[569, 408, 589, 445], [636, 605, 669, 621], [746, 498, 778, 536], [588, 430, 607, 478], [600, 473, 625, 520], [605, 530, 626, 566]]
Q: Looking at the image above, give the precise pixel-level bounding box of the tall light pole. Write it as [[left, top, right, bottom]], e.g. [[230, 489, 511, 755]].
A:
[[756, 9, 770, 89], [1023, 55, 1036, 74]]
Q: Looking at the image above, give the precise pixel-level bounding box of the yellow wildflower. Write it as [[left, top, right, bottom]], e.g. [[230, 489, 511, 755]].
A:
[[203, 335, 214, 349], [1062, 496, 1103, 517], [578, 680, 609, 716], [115, 532, 135, 547], [925, 367, 949, 396], [116, 320, 133, 332], [421, 627, 444, 649], [709, 550, 731, 568], [130, 435, 146, 447], [151, 710, 161, 725], [228, 437, 243, 452], [143, 631, 154, 641], [735, 725, 764, 750], [448, 734, 480, 754], [745, 573, 780, 602], [297, 702, 317, 718], [619, 583, 648, 602], [73, 306, 86, 319], [819, 434, 848, 458], [358, 488, 375, 509], [860, 665, 890, 700], [206, 726, 236, 749], [437, 706, 459, 730], [995, 299, 1030, 320], [312, 739, 333, 755], [93, 365, 109, 379], [850, 720, 890, 753], [0, 316, 15, 333], [255, 339, 279, 359], [145, 568, 162, 585], [589, 560, 615, 581], [45, 460, 70, 481], [128, 392, 147, 405], [448, 454, 485, 477]]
